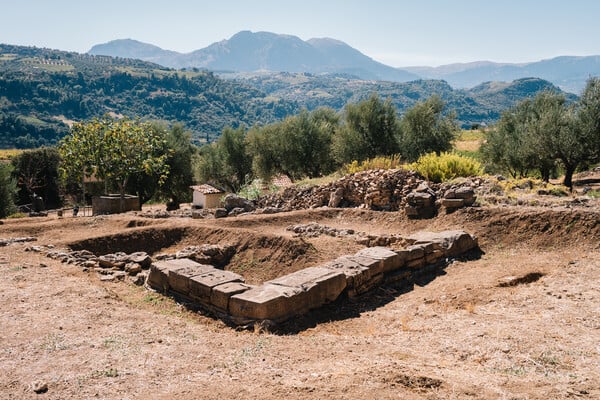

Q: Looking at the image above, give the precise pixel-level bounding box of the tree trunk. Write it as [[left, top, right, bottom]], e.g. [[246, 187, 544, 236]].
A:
[[563, 163, 577, 190]]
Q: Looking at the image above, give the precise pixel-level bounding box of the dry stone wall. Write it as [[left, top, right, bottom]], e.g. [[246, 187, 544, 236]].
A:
[[146, 230, 478, 326], [258, 169, 480, 217]]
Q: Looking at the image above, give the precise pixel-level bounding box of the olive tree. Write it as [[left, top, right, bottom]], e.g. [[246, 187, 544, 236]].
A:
[[399, 95, 458, 162], [332, 94, 400, 164], [59, 116, 169, 208]]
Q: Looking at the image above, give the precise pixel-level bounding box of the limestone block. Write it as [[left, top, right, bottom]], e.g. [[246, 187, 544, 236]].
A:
[[354, 247, 403, 273], [147, 260, 178, 292], [167, 261, 215, 296], [406, 245, 426, 261], [211, 282, 254, 312], [229, 284, 305, 322], [324, 256, 383, 297], [425, 249, 445, 264], [407, 257, 426, 269], [267, 266, 347, 310], [455, 187, 475, 204], [441, 198, 465, 209], [127, 252, 152, 268], [406, 230, 478, 257], [189, 269, 244, 303]]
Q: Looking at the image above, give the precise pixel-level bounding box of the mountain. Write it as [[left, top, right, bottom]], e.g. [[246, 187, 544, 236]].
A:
[[0, 44, 298, 148], [88, 31, 420, 82], [223, 72, 577, 129], [88, 39, 180, 65], [404, 56, 600, 93]]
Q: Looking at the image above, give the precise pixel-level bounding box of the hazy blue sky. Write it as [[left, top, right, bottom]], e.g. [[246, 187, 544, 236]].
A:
[[2, 0, 600, 66]]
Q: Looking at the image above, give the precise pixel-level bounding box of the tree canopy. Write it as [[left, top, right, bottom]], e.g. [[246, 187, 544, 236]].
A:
[[482, 79, 600, 188], [333, 94, 400, 164], [58, 117, 170, 204], [399, 95, 458, 162]]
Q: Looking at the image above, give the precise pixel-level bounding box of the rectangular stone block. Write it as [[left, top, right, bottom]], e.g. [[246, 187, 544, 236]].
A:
[[324, 256, 383, 297], [407, 257, 426, 269], [147, 258, 205, 293], [406, 245, 426, 261], [441, 198, 465, 208], [425, 249, 445, 264], [210, 282, 254, 312], [267, 266, 346, 309], [354, 247, 402, 273], [189, 269, 244, 303], [168, 261, 215, 296], [229, 284, 304, 322], [147, 261, 173, 292], [406, 230, 478, 258]]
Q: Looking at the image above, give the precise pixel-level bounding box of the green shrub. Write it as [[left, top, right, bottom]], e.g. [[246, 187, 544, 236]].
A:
[[0, 163, 16, 218], [407, 152, 483, 183], [343, 155, 402, 174]]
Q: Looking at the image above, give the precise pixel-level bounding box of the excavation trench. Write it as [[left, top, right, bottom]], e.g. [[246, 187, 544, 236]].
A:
[[67, 225, 320, 284]]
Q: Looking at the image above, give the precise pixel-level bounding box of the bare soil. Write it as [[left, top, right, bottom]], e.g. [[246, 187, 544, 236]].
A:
[[1, 201, 599, 399]]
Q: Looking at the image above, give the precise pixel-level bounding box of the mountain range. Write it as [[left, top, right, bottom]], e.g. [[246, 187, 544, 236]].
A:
[[89, 31, 418, 83], [0, 43, 579, 148], [89, 31, 600, 93]]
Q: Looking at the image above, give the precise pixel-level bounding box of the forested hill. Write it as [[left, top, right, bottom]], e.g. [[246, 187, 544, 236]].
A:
[[223, 72, 578, 128], [0, 44, 297, 148], [0, 44, 577, 149]]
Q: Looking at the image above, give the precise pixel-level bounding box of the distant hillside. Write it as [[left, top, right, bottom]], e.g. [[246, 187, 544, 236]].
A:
[[225, 71, 577, 128], [0, 44, 578, 149], [404, 56, 600, 93], [89, 31, 420, 82], [0, 44, 297, 148]]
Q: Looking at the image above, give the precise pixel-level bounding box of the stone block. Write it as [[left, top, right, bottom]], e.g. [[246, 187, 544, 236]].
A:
[[407, 192, 433, 207], [406, 230, 478, 258], [354, 247, 402, 273], [323, 256, 383, 297], [267, 266, 346, 309], [407, 257, 426, 269], [189, 269, 244, 303], [425, 249, 445, 264], [167, 260, 215, 295], [441, 198, 465, 208], [406, 245, 426, 260], [211, 282, 254, 312], [404, 205, 420, 217], [147, 260, 177, 292], [229, 284, 305, 322], [455, 187, 475, 201]]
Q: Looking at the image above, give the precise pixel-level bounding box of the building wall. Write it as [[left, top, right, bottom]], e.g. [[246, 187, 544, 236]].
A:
[[92, 195, 140, 215], [192, 192, 222, 209]]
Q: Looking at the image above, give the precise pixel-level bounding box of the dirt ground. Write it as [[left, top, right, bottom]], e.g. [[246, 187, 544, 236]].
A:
[[1, 200, 599, 399]]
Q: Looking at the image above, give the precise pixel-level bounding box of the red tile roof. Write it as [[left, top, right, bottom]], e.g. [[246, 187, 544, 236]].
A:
[[190, 184, 223, 194]]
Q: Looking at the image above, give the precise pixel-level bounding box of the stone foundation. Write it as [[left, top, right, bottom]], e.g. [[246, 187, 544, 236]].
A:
[[146, 230, 479, 327]]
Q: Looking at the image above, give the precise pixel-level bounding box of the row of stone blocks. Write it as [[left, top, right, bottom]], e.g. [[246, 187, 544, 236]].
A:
[[146, 230, 478, 326]]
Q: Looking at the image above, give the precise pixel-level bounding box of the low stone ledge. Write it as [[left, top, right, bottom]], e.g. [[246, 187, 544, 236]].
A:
[[324, 256, 383, 297], [168, 263, 216, 295], [211, 282, 255, 312], [267, 266, 347, 310], [406, 230, 478, 257], [354, 246, 403, 273], [229, 284, 305, 323], [143, 230, 479, 327], [189, 269, 244, 303]]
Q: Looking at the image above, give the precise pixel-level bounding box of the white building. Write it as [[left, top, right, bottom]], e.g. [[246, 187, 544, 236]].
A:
[[190, 184, 224, 209]]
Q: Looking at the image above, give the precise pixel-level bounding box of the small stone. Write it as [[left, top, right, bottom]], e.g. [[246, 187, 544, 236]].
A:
[[31, 381, 48, 394], [214, 208, 228, 218], [124, 262, 142, 275]]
